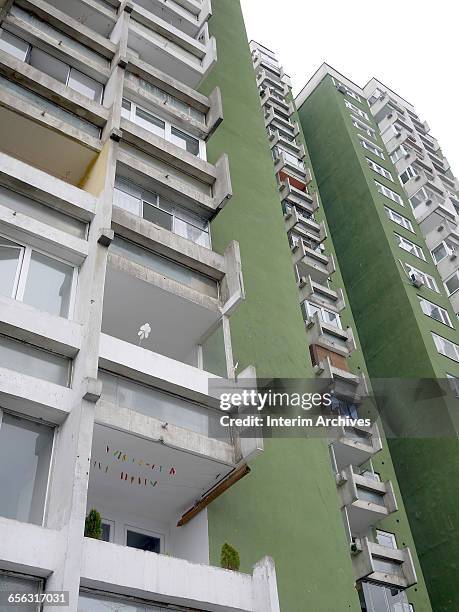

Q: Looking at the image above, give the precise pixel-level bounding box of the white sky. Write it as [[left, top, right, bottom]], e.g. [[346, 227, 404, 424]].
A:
[[240, 0, 459, 175]]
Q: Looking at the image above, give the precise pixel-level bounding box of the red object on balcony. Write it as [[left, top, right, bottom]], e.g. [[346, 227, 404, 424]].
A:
[[309, 344, 349, 372], [279, 170, 307, 192]]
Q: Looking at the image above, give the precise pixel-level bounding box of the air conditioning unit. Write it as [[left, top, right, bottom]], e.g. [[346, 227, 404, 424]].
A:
[[319, 243, 326, 252], [337, 84, 347, 95], [410, 273, 424, 288], [298, 276, 307, 289], [425, 198, 432, 206], [450, 250, 457, 261]]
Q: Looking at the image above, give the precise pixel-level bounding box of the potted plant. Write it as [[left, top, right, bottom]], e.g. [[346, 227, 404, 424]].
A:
[[84, 508, 102, 540], [220, 542, 240, 571]]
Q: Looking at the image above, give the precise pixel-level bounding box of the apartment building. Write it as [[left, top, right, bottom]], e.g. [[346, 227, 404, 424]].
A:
[[248, 41, 436, 612], [0, 1, 410, 611], [296, 64, 459, 612]]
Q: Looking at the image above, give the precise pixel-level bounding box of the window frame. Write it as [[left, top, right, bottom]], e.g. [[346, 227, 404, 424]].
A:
[[124, 523, 165, 554], [121, 98, 206, 160], [366, 157, 393, 181], [404, 263, 439, 293], [376, 529, 397, 549], [432, 332, 459, 363], [351, 115, 377, 140], [344, 99, 369, 120], [384, 206, 414, 232], [394, 232, 426, 260], [359, 135, 385, 159], [375, 180, 404, 206], [418, 296, 453, 327], [444, 271, 459, 296], [0, 232, 78, 319], [303, 300, 342, 329]]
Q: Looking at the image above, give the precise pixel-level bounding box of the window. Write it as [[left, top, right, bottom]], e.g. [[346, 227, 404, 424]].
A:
[[368, 87, 384, 106], [114, 177, 210, 248], [0, 412, 54, 525], [395, 233, 426, 260], [432, 333, 459, 362], [345, 99, 369, 120], [0, 334, 71, 385], [101, 519, 114, 543], [0, 572, 44, 611], [351, 115, 376, 140], [0, 29, 103, 102], [376, 530, 397, 549], [399, 165, 418, 185], [359, 136, 385, 159], [367, 158, 393, 181], [419, 297, 453, 327], [121, 99, 205, 159], [431, 240, 457, 264], [405, 263, 439, 292], [410, 185, 444, 209], [390, 145, 410, 163], [302, 300, 342, 329], [332, 77, 362, 102], [78, 591, 193, 612], [0, 235, 77, 318], [375, 180, 404, 206], [274, 146, 304, 170], [445, 271, 459, 296], [126, 527, 162, 553], [385, 207, 414, 232]]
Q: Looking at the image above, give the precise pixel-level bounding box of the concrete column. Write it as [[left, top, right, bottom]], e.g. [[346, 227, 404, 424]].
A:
[[252, 556, 281, 612]]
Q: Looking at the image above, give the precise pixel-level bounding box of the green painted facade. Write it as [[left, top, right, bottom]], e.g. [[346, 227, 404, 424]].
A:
[[200, 2, 364, 610], [297, 75, 459, 611]]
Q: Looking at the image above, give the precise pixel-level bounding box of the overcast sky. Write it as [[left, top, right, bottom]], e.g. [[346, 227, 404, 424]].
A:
[[240, 0, 459, 175]]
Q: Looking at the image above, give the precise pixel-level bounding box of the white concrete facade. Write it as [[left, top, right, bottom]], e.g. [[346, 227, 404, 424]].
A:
[[0, 2, 276, 611]]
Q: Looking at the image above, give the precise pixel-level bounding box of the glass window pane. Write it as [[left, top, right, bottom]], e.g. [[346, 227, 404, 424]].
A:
[[170, 127, 200, 156], [114, 187, 141, 216], [0, 573, 42, 611], [143, 202, 173, 231], [23, 251, 74, 318], [0, 334, 70, 385], [0, 237, 22, 298], [0, 29, 30, 61], [135, 108, 165, 137], [68, 68, 103, 103], [126, 529, 161, 553], [0, 413, 54, 525], [173, 217, 210, 247], [29, 46, 69, 84], [78, 593, 150, 612], [446, 273, 459, 295]]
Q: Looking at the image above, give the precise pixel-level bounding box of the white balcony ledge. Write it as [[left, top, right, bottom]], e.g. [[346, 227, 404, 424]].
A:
[[332, 422, 382, 471], [280, 181, 318, 214], [0, 295, 81, 357], [337, 466, 398, 535], [134, 0, 212, 37], [274, 153, 310, 184], [0, 152, 96, 222], [119, 117, 230, 193], [43, 0, 117, 38], [264, 107, 297, 134], [305, 312, 356, 357], [0, 52, 108, 128], [352, 537, 417, 590], [269, 130, 305, 159], [313, 357, 367, 402], [0, 516, 63, 577], [0, 366, 72, 423], [128, 13, 216, 89], [284, 207, 326, 243], [11, 0, 116, 60], [256, 68, 287, 94], [81, 540, 280, 612], [116, 149, 227, 220], [298, 275, 346, 312], [292, 240, 335, 284]]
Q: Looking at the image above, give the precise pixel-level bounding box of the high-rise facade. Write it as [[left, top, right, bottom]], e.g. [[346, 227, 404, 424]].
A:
[[296, 64, 459, 612], [0, 0, 454, 611]]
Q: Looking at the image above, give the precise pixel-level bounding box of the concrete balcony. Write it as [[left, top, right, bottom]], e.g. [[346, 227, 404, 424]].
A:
[[260, 87, 292, 116], [383, 126, 413, 154], [280, 180, 318, 215], [298, 275, 346, 313], [370, 92, 404, 125], [305, 311, 356, 357], [284, 205, 326, 244], [118, 116, 232, 207], [332, 422, 382, 472], [292, 238, 335, 284], [264, 106, 298, 136], [81, 539, 279, 612], [423, 216, 459, 252], [128, 5, 217, 88], [402, 167, 438, 199], [351, 537, 417, 590], [256, 68, 287, 94], [449, 287, 459, 315], [435, 243, 459, 280], [337, 466, 398, 535], [312, 355, 367, 402], [41, 0, 118, 38], [274, 151, 310, 185], [124, 57, 223, 141], [253, 53, 283, 78], [133, 0, 212, 37], [378, 110, 413, 136], [268, 129, 305, 159]]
